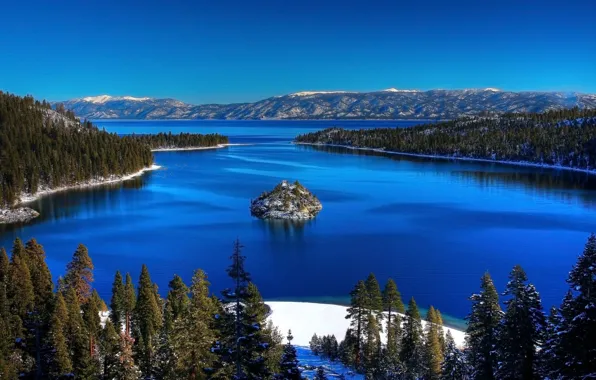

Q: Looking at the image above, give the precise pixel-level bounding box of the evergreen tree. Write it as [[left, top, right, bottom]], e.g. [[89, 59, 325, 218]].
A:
[[24, 238, 53, 318], [7, 238, 34, 321], [310, 334, 322, 355], [133, 264, 163, 377], [440, 331, 467, 380], [110, 271, 125, 332], [540, 306, 563, 378], [47, 293, 72, 378], [363, 273, 383, 375], [211, 239, 270, 379], [345, 280, 367, 369], [99, 319, 120, 380], [465, 272, 501, 380], [172, 269, 216, 379], [124, 272, 136, 336], [553, 234, 596, 378], [82, 290, 102, 364], [496, 265, 545, 380], [277, 330, 302, 379], [424, 306, 443, 380], [64, 243, 94, 304], [435, 309, 446, 355], [400, 297, 424, 379], [117, 333, 142, 380], [64, 287, 95, 378], [383, 278, 404, 370], [156, 274, 190, 379], [338, 329, 358, 367]]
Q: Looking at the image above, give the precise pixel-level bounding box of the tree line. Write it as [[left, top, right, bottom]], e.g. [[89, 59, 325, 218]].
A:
[[294, 107, 596, 172], [130, 132, 229, 150], [0, 233, 594, 379], [0, 92, 153, 206], [0, 93, 231, 208], [307, 234, 596, 379]]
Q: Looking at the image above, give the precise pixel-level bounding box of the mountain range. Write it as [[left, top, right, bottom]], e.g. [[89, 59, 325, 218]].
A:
[[56, 88, 596, 120]]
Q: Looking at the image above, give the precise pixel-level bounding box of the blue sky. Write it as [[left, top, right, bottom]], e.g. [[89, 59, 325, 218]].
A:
[[1, 0, 594, 104]]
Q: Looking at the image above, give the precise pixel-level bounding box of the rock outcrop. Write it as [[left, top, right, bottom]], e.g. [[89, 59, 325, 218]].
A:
[[250, 180, 322, 220], [0, 207, 40, 224]]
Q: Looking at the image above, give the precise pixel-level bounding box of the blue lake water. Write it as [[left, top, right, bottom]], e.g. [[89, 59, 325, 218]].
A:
[[2, 119, 596, 329]]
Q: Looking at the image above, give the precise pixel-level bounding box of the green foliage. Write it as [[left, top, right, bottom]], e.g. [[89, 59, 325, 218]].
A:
[[48, 293, 72, 377], [8, 238, 34, 321], [295, 108, 596, 172], [132, 132, 229, 149], [63, 243, 94, 304], [400, 297, 424, 379], [110, 271, 125, 332], [424, 306, 443, 380], [124, 272, 136, 336], [465, 272, 501, 380], [0, 92, 153, 206]]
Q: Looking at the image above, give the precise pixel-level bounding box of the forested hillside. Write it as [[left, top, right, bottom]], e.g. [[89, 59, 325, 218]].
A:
[[131, 132, 229, 150], [295, 108, 596, 172], [0, 92, 153, 206], [0, 234, 594, 379]]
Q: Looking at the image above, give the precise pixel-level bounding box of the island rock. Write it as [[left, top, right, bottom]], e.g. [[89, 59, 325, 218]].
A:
[[0, 207, 40, 224], [250, 180, 322, 220]]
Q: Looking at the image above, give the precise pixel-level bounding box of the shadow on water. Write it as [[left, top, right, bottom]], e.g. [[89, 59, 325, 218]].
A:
[[301, 144, 596, 209], [254, 217, 316, 240], [0, 176, 147, 235]]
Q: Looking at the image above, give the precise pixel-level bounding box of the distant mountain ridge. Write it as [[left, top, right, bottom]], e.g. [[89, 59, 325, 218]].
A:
[[57, 89, 596, 120]]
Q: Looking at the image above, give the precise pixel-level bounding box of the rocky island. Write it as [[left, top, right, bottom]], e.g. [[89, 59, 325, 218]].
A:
[[0, 207, 40, 224], [250, 180, 322, 220]]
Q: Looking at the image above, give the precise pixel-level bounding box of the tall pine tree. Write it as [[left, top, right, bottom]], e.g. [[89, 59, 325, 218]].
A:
[[400, 297, 424, 380], [465, 272, 501, 380], [110, 271, 125, 333], [345, 280, 367, 370], [424, 306, 443, 380], [440, 331, 468, 380], [496, 265, 545, 380], [63, 244, 94, 304], [383, 278, 404, 371]]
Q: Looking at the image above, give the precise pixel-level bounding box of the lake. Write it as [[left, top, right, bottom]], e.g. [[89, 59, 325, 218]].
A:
[[3, 119, 596, 329]]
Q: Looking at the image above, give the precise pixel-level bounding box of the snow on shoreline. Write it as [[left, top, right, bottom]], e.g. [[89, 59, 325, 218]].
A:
[[17, 164, 162, 206], [151, 143, 250, 152], [295, 142, 596, 176], [267, 301, 466, 348]]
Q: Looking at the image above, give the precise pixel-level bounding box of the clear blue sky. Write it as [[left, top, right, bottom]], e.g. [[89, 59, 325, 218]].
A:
[[1, 0, 594, 104]]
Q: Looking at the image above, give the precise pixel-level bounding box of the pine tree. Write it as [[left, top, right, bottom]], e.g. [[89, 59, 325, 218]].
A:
[[363, 273, 383, 376], [211, 239, 270, 379], [465, 272, 501, 380], [345, 280, 367, 369], [338, 329, 358, 367], [64, 243, 94, 304], [47, 293, 72, 378], [156, 274, 190, 379], [277, 330, 302, 379], [110, 271, 125, 332], [424, 306, 443, 380], [99, 319, 120, 380], [496, 265, 545, 380], [540, 306, 563, 378], [82, 290, 102, 364], [117, 332, 142, 380], [435, 309, 446, 355], [124, 272, 136, 336], [553, 234, 596, 378], [400, 297, 424, 379], [172, 269, 215, 379], [440, 331, 468, 380], [24, 238, 53, 318], [133, 264, 163, 377], [383, 278, 404, 371], [64, 287, 95, 377], [7, 238, 35, 320]]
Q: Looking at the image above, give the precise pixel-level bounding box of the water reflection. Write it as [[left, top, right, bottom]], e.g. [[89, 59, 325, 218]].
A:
[[255, 218, 315, 240], [0, 176, 147, 234], [302, 144, 596, 208]]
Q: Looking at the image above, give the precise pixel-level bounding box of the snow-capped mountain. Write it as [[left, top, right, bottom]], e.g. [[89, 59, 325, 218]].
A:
[[57, 89, 596, 120]]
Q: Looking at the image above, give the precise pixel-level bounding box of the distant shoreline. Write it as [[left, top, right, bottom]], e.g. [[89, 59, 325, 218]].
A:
[[151, 143, 250, 152], [295, 142, 596, 176]]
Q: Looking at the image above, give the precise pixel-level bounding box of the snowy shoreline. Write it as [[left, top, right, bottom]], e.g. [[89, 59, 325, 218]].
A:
[[295, 142, 596, 176], [0, 164, 162, 224], [151, 143, 250, 152], [266, 301, 466, 348]]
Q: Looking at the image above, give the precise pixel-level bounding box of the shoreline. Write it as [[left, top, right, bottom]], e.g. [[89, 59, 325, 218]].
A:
[[0, 164, 162, 225], [151, 143, 250, 152], [295, 142, 596, 176], [266, 301, 466, 348]]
